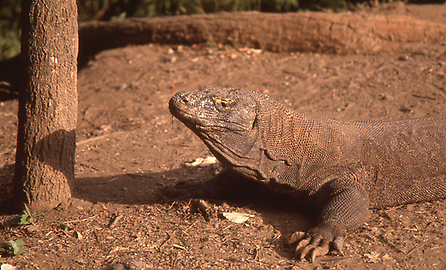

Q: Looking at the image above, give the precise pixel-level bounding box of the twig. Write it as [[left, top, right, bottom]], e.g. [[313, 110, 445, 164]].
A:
[[77, 134, 110, 146], [131, 68, 153, 86], [64, 216, 96, 224], [172, 244, 186, 250], [157, 232, 171, 252], [79, 163, 99, 171], [406, 244, 423, 256], [182, 220, 198, 235], [252, 246, 259, 261], [413, 94, 436, 100], [100, 177, 118, 184], [77, 131, 127, 146], [108, 214, 123, 228]]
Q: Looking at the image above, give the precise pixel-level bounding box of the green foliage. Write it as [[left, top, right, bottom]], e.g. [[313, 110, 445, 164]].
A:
[[1, 204, 45, 229], [0, 240, 26, 256], [304, 0, 347, 10], [78, 0, 303, 20], [0, 205, 42, 257], [0, 0, 21, 60]]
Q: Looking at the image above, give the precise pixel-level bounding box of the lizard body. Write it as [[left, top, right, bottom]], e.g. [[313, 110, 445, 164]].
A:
[[168, 87, 446, 261]]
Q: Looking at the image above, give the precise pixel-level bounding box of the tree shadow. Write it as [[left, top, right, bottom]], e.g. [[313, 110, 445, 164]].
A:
[[2, 139, 315, 259], [0, 163, 15, 214], [73, 166, 316, 259]]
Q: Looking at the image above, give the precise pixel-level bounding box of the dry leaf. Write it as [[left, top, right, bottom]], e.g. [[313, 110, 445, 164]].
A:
[[222, 212, 254, 224]]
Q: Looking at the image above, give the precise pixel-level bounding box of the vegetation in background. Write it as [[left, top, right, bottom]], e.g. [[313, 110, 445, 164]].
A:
[[3, 0, 298, 60], [0, 0, 21, 60], [0, 0, 442, 60], [77, 0, 300, 21]]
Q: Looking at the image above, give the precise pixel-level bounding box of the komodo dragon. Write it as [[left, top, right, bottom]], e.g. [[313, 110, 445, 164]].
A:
[[167, 87, 446, 261]]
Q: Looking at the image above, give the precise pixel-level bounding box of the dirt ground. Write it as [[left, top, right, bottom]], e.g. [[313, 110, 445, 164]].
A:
[[1, 3, 446, 269]]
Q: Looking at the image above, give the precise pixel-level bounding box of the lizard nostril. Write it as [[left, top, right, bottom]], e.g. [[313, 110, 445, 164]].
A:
[[176, 92, 190, 104]]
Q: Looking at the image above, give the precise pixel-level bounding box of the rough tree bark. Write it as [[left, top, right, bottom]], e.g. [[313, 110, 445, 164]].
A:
[[14, 0, 78, 212]]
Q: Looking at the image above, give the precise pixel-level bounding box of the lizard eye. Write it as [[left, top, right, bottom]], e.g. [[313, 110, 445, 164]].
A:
[[213, 97, 233, 108]]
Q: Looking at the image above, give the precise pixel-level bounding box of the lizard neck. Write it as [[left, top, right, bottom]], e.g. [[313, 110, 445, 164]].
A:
[[256, 101, 342, 190]]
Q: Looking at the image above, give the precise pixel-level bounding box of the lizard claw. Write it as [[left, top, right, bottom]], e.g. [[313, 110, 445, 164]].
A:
[[295, 235, 330, 261], [332, 236, 345, 256], [295, 236, 312, 260], [288, 230, 344, 261], [288, 231, 306, 245], [308, 240, 330, 262]]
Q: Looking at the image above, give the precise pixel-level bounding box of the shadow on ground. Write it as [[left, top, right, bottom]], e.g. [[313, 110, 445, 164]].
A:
[[74, 167, 316, 256], [0, 163, 15, 214]]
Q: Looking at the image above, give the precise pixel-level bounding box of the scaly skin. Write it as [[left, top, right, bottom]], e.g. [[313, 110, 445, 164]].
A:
[[168, 87, 446, 261]]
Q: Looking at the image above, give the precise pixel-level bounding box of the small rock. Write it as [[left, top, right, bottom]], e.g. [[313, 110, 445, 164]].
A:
[[108, 263, 126, 270], [1, 264, 17, 270], [123, 259, 148, 270], [26, 224, 40, 233], [118, 83, 128, 90], [168, 56, 177, 63], [364, 252, 381, 263], [250, 48, 262, 54], [100, 124, 112, 133]]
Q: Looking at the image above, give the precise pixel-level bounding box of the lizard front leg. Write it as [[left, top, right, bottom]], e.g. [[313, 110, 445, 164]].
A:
[[290, 176, 369, 261]]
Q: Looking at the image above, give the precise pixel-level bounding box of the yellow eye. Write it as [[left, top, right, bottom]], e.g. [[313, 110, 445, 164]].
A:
[[213, 97, 234, 108]]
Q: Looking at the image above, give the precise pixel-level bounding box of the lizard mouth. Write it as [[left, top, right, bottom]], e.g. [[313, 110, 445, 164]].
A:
[[172, 107, 245, 132], [169, 97, 223, 130], [169, 94, 250, 132]]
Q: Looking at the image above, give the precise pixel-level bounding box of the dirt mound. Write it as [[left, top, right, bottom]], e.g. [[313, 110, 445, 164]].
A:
[[3, 7, 446, 95], [80, 11, 446, 58]]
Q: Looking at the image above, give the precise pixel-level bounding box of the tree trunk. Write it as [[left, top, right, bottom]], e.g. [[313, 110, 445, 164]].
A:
[[14, 0, 78, 212]]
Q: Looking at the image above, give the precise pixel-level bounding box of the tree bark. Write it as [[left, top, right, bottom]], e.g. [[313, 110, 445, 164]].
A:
[[14, 0, 78, 212]]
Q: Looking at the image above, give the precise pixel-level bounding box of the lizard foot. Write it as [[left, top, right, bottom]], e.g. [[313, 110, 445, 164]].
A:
[[288, 229, 344, 262], [190, 199, 212, 221]]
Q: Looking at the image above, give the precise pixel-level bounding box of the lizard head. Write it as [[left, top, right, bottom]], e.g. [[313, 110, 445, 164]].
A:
[[169, 87, 257, 134], [169, 88, 262, 171]]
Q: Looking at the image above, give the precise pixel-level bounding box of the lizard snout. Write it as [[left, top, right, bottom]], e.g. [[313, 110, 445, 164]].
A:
[[174, 91, 191, 104], [169, 91, 192, 111]]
